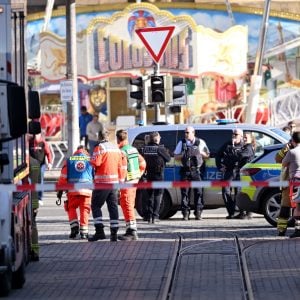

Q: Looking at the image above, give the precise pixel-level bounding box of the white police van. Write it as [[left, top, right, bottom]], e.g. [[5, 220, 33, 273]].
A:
[[128, 121, 290, 219]]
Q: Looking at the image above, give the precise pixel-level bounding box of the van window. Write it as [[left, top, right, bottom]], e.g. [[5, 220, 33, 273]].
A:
[[132, 130, 177, 156], [196, 130, 232, 157], [176, 129, 232, 158], [159, 130, 178, 156], [132, 133, 148, 151], [251, 131, 281, 156]]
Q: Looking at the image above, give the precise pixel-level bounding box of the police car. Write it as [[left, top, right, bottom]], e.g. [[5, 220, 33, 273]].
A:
[[237, 144, 294, 227], [127, 121, 290, 221]]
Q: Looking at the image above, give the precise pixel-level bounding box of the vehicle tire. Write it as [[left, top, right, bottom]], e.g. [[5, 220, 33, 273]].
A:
[[12, 258, 26, 289], [262, 189, 295, 227], [164, 208, 178, 219], [262, 189, 283, 227], [135, 190, 173, 220], [0, 264, 12, 297], [135, 189, 147, 218], [159, 191, 172, 220]]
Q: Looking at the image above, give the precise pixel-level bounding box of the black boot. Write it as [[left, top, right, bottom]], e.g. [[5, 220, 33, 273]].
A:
[[194, 210, 202, 220], [233, 212, 247, 219], [88, 225, 106, 242], [31, 251, 39, 262], [69, 226, 79, 239], [182, 211, 189, 221], [110, 228, 118, 242], [152, 216, 159, 224], [246, 212, 253, 220], [118, 228, 138, 241]]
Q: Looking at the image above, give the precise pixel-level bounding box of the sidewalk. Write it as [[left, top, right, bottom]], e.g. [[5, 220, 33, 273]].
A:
[[8, 193, 300, 300]]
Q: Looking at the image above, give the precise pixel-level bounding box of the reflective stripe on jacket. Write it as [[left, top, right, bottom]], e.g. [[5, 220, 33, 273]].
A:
[[121, 143, 146, 181], [91, 140, 125, 184]]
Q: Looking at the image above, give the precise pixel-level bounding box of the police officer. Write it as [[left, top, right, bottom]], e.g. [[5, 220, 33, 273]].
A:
[[216, 128, 250, 219], [143, 132, 170, 223], [174, 126, 210, 220]]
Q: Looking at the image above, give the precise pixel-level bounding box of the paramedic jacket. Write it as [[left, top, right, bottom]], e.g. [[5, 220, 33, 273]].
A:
[[58, 148, 94, 197], [90, 140, 125, 184]]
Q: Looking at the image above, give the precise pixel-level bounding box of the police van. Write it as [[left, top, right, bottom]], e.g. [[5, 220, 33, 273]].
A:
[[127, 121, 290, 219]]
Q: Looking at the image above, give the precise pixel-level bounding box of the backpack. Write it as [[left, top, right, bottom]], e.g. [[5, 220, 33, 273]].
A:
[[181, 138, 203, 170], [122, 144, 141, 181]]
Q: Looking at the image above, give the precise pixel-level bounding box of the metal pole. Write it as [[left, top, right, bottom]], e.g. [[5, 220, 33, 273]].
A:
[[35, 0, 54, 70], [245, 0, 272, 124], [140, 104, 147, 126], [153, 63, 160, 123], [224, 0, 235, 26], [141, 75, 148, 125], [66, 0, 79, 156]]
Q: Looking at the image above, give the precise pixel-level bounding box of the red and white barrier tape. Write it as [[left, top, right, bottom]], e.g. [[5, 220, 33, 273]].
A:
[[0, 180, 299, 192]]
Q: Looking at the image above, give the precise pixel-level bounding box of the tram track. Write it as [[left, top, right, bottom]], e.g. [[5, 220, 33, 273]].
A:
[[162, 232, 255, 300]]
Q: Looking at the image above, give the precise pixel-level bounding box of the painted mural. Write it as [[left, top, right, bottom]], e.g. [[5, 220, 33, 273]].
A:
[[37, 4, 247, 81], [27, 3, 300, 79], [27, 3, 300, 128]]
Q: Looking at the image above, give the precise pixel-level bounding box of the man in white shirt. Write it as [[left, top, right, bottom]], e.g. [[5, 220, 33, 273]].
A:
[[86, 114, 103, 155], [174, 126, 210, 220]]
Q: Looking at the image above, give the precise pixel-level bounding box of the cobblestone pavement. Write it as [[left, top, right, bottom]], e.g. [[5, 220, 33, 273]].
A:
[[8, 192, 300, 300]]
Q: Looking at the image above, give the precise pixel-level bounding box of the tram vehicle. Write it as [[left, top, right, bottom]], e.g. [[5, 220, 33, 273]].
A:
[[0, 0, 40, 296]]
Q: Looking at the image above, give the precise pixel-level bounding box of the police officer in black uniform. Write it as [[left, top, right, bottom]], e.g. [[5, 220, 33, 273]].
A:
[[142, 132, 170, 223], [174, 126, 210, 221], [216, 129, 254, 219]]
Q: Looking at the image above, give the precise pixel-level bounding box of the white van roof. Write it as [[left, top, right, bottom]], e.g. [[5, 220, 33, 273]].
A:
[[127, 123, 288, 144]]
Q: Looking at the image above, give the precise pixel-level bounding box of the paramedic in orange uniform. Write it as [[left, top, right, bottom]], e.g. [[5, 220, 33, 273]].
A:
[[116, 129, 146, 241], [88, 129, 125, 242], [57, 146, 94, 239]]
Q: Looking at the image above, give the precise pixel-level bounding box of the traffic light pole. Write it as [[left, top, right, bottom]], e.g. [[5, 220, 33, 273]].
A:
[[153, 63, 161, 123], [154, 63, 160, 76], [139, 103, 147, 126]]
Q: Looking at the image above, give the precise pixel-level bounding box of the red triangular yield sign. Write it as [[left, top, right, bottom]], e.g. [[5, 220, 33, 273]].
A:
[[135, 26, 175, 63]]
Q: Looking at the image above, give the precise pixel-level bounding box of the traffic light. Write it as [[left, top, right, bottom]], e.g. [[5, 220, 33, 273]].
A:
[[172, 77, 184, 100], [150, 75, 165, 103], [128, 77, 145, 109], [164, 75, 186, 106], [129, 77, 143, 101]]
